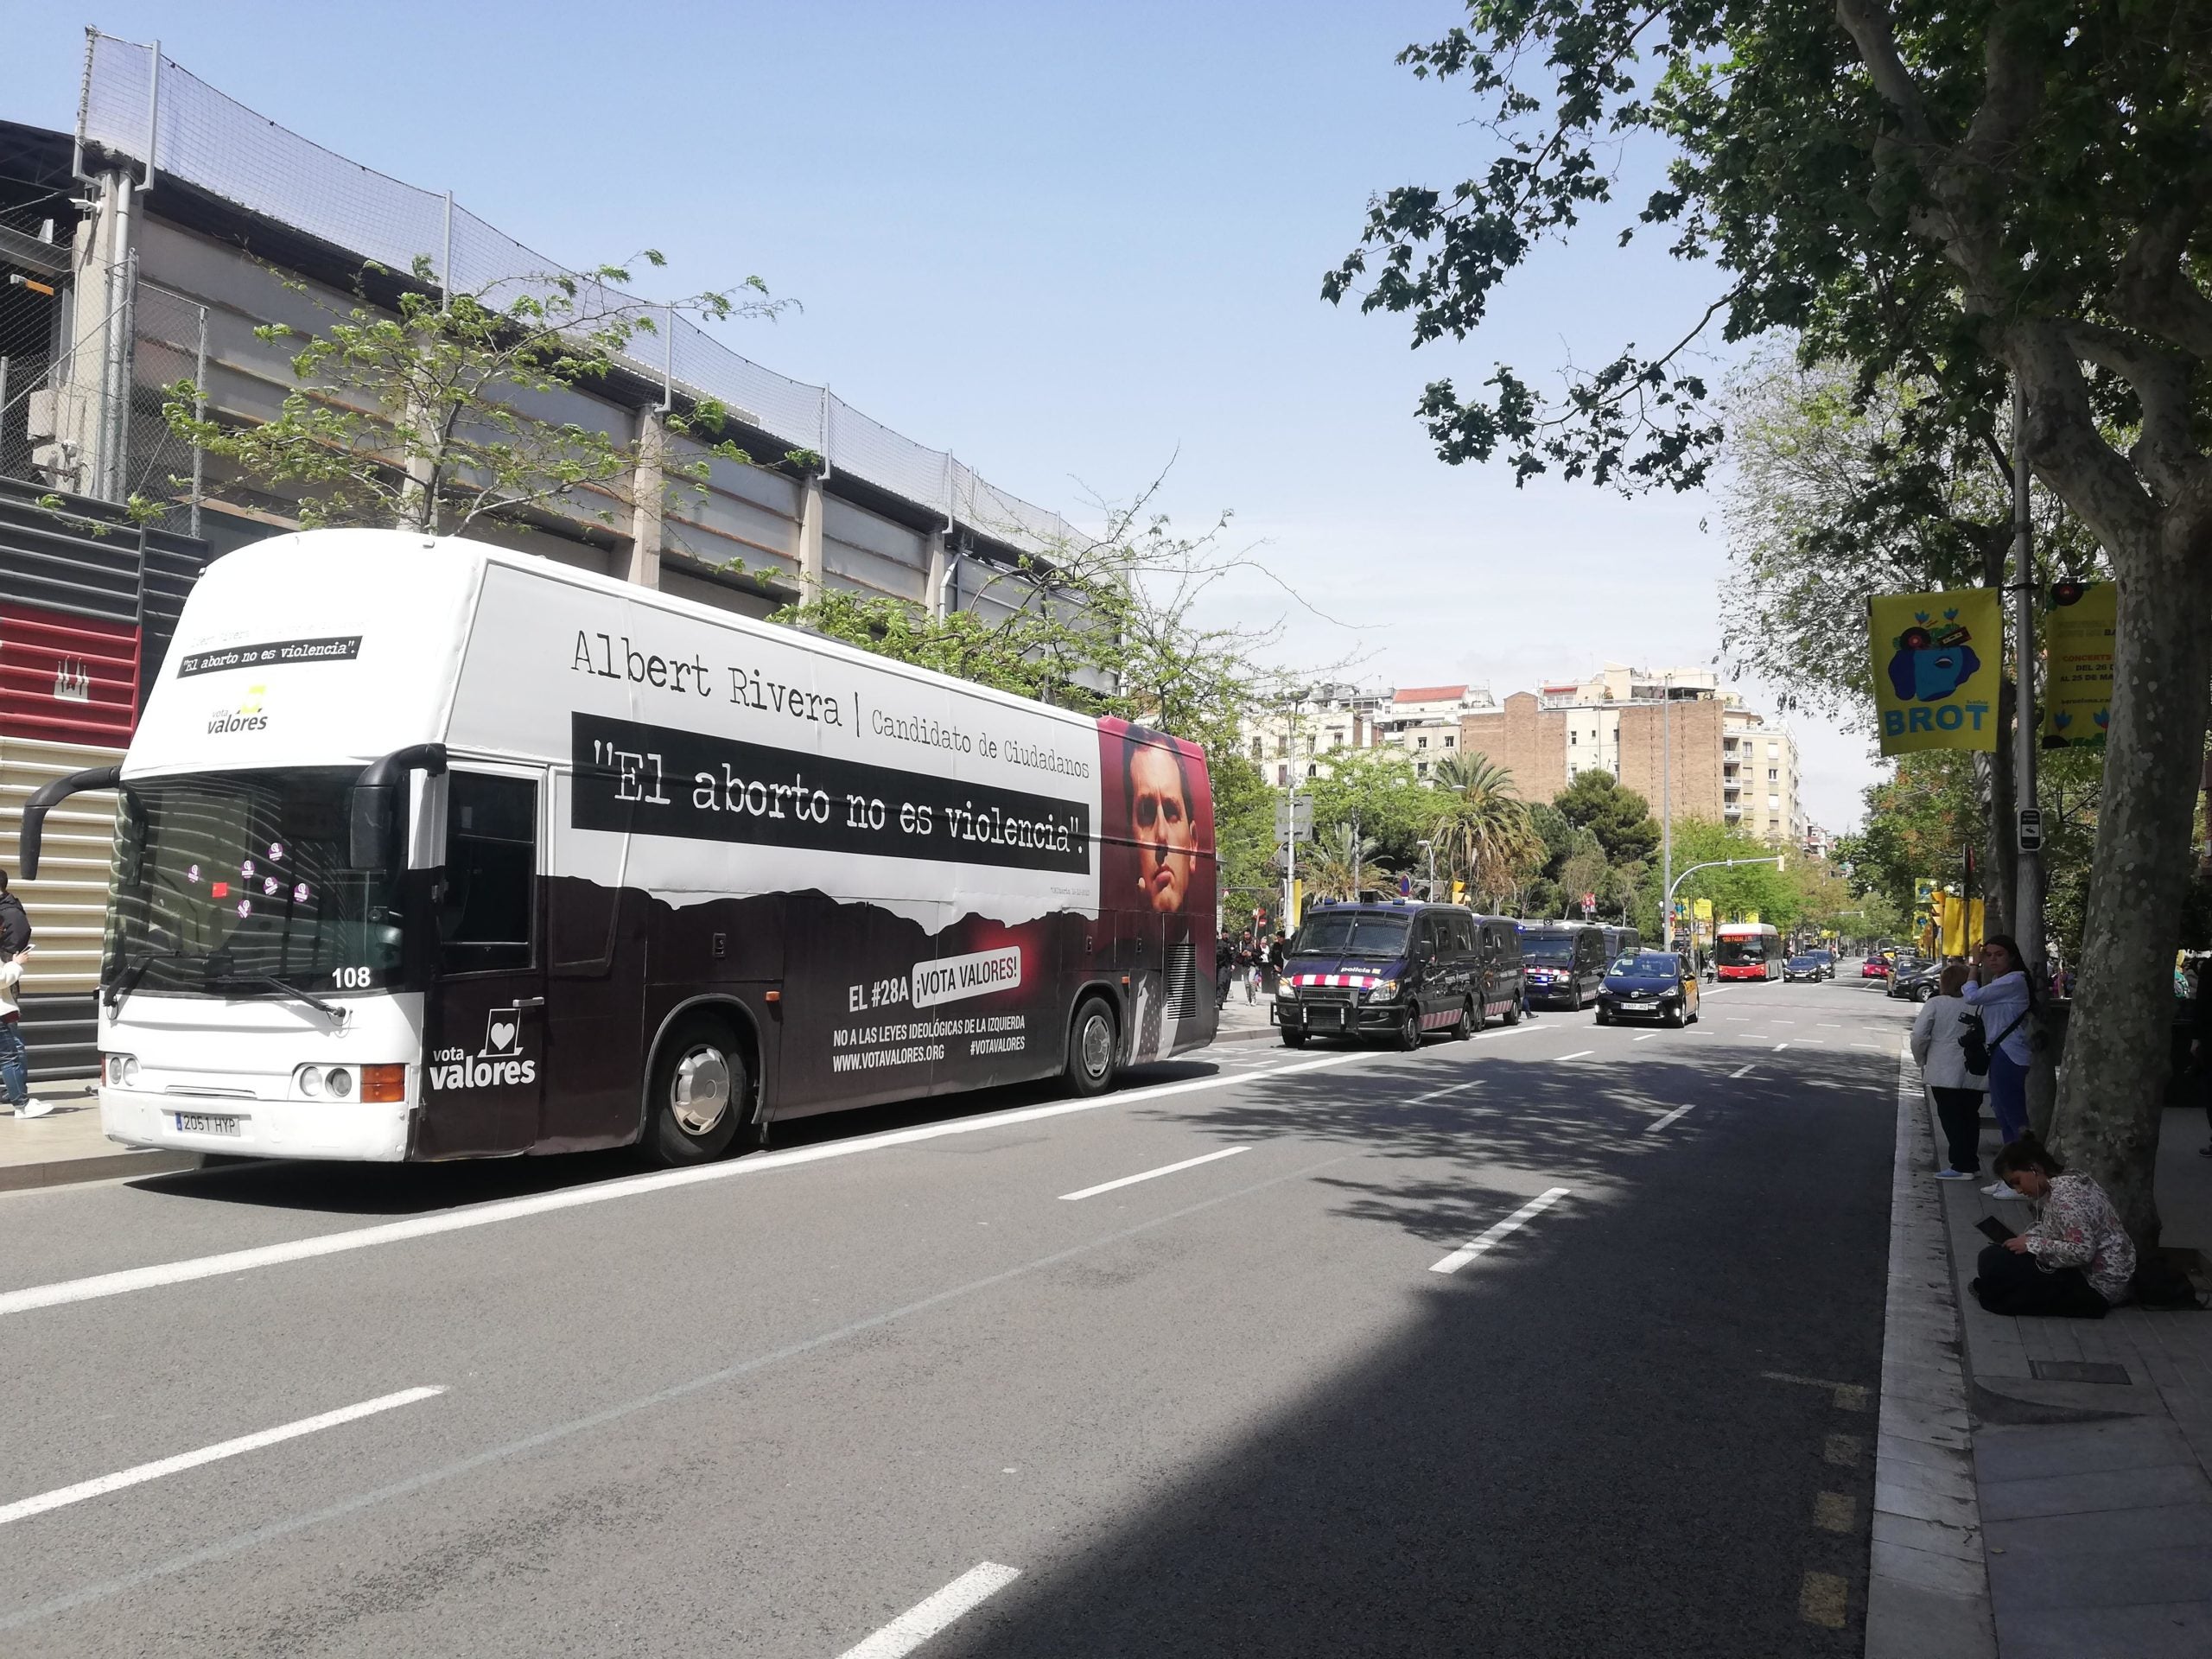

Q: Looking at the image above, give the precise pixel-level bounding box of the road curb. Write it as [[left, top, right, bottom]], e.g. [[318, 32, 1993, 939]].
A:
[[1205, 1025, 1279, 1046], [1863, 1044, 1995, 1659], [0, 1147, 207, 1193]]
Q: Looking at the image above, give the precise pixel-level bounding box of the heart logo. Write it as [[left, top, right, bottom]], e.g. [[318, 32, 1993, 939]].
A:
[[489, 1021, 516, 1052]]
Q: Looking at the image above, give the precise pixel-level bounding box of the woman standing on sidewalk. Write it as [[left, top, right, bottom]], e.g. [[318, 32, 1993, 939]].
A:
[[1971, 1135, 2134, 1318], [1964, 935, 2037, 1191], [1911, 963, 1987, 1180]]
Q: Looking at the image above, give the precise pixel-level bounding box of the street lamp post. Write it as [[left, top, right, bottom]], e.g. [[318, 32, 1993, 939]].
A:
[[1419, 838, 1436, 903], [1661, 671, 1674, 950]]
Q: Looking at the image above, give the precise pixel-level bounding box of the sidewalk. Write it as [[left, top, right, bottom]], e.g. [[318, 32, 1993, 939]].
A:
[[1872, 1053, 2212, 1658], [1211, 993, 1279, 1045], [0, 1079, 202, 1192]]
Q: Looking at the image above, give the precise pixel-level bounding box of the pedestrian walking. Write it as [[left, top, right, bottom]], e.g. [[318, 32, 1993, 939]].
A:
[[1911, 963, 1987, 1179], [1970, 1134, 2134, 1318], [0, 870, 30, 959], [0, 944, 40, 1118], [1964, 934, 2037, 1193]]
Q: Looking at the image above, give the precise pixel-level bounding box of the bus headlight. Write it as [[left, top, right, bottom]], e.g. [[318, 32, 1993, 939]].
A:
[[324, 1066, 353, 1099], [295, 1065, 355, 1099], [103, 1053, 138, 1086]]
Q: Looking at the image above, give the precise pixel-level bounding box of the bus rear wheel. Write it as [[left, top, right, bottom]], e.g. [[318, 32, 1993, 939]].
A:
[[1065, 995, 1120, 1097], [642, 1014, 751, 1166]]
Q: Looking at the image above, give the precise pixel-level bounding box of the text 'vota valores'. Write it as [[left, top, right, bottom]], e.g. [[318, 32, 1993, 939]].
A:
[[570, 712, 1090, 874]]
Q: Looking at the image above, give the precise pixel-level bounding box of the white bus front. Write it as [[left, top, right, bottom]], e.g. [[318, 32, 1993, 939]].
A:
[[93, 762, 424, 1160]]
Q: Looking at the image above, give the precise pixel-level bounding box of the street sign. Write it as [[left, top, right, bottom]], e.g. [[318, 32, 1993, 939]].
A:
[[1580, 892, 1596, 916], [2017, 807, 2044, 853], [1274, 797, 1313, 839]]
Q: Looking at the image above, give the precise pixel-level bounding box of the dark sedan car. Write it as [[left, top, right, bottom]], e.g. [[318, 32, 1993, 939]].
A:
[[1783, 953, 1826, 982], [1809, 948, 1838, 979], [1595, 951, 1701, 1027], [1888, 957, 1945, 1001]]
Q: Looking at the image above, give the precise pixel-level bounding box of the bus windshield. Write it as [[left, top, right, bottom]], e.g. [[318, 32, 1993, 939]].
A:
[[105, 768, 405, 996], [1521, 935, 1577, 963], [1715, 935, 1771, 966], [1291, 912, 1412, 959]]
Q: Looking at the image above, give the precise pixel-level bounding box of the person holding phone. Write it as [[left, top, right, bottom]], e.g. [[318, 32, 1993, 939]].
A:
[[1970, 1134, 2133, 1317]]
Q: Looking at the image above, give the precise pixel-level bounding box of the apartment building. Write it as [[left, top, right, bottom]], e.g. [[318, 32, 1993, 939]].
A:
[[1241, 683, 1388, 786], [1465, 663, 1806, 848], [1375, 684, 1497, 777]]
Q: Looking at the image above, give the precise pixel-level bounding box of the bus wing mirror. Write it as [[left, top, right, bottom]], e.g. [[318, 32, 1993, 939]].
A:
[[19, 765, 124, 880], [346, 745, 448, 874]]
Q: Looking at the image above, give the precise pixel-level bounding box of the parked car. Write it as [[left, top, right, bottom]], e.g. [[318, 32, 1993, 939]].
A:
[[1595, 950, 1701, 1027], [1861, 955, 1892, 979], [1888, 957, 1944, 1001], [1783, 952, 1826, 982], [1274, 901, 1522, 1050], [1808, 948, 1838, 979], [1517, 922, 1610, 1011]]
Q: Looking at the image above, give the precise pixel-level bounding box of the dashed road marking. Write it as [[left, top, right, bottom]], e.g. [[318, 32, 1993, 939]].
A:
[[1773, 1042, 1791, 1052], [1762, 1370, 1872, 1412], [1554, 1050, 1594, 1062], [1406, 1079, 1481, 1106], [1428, 1186, 1572, 1275], [836, 1562, 1023, 1659], [1729, 1065, 1757, 1079], [1058, 1146, 1249, 1202], [1823, 1433, 1862, 1466], [0, 1388, 444, 1528], [1643, 1104, 1695, 1133], [1813, 1492, 1857, 1533], [1798, 1571, 1847, 1629]]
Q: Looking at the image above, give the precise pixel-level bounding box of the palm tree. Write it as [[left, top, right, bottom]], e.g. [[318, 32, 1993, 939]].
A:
[[1430, 754, 1546, 906], [1303, 823, 1392, 903]]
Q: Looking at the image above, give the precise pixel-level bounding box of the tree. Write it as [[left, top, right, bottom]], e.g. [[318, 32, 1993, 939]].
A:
[[1303, 824, 1395, 903], [1304, 749, 1440, 870], [1553, 770, 1662, 866], [165, 253, 785, 536], [1327, 1, 2212, 1243], [1643, 817, 1801, 938], [1429, 754, 1547, 905]]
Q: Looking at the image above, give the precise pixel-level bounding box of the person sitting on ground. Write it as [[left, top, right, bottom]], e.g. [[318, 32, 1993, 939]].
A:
[[1970, 1134, 2134, 1319], [1911, 963, 1987, 1180]]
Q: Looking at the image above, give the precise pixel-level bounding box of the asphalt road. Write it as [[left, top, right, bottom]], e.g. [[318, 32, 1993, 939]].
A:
[[0, 974, 1914, 1657]]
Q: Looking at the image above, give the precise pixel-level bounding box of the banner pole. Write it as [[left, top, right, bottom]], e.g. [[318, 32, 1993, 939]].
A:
[[2012, 380, 2045, 975]]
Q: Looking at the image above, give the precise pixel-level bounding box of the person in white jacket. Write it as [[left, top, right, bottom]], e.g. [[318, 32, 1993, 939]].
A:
[[1911, 962, 1986, 1179], [0, 946, 40, 1118]]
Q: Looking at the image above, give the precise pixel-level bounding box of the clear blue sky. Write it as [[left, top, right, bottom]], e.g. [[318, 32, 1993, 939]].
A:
[[12, 3, 1878, 829]]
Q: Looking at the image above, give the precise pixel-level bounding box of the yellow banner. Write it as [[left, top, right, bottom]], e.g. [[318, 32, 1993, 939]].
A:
[[1869, 589, 2003, 753], [2041, 580, 2114, 748]]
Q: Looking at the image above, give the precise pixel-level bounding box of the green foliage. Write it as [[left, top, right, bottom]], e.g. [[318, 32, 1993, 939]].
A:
[[1303, 749, 1438, 870], [1303, 824, 1394, 904], [1553, 770, 1661, 865], [1211, 753, 1279, 923], [1643, 817, 1799, 934], [779, 498, 1292, 760], [163, 251, 785, 535], [1429, 753, 1547, 905]]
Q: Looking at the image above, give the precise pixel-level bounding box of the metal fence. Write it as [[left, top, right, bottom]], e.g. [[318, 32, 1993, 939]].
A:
[[75, 31, 1082, 554]]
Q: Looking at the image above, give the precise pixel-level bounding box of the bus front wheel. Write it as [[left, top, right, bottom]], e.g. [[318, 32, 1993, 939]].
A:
[[1065, 995, 1120, 1097], [642, 1014, 751, 1166]]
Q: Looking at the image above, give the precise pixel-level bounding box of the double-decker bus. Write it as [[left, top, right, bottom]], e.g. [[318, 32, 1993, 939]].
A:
[[1713, 921, 1783, 982], [23, 530, 1217, 1166]]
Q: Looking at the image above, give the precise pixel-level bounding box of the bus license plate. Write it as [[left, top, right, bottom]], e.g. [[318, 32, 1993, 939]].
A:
[[173, 1112, 242, 1136]]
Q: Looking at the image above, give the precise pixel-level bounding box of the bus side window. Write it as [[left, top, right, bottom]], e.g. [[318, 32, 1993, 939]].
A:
[[440, 772, 537, 974]]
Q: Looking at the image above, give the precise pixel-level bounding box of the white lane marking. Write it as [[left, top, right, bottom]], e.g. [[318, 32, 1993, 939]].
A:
[[1428, 1186, 1573, 1275], [1554, 1050, 1594, 1062], [1473, 1024, 1538, 1041], [0, 1387, 442, 1528], [1729, 1065, 1757, 1078], [1633, 1033, 1658, 1042], [1774, 1042, 1791, 1052], [836, 1561, 1022, 1659], [1725, 1016, 1748, 1021], [1772, 1020, 1796, 1026], [1407, 1079, 1480, 1106], [1644, 1104, 1696, 1133], [0, 1051, 1378, 1323], [1852, 1043, 1884, 1050], [1058, 1146, 1248, 1202], [1818, 1022, 1843, 1027]]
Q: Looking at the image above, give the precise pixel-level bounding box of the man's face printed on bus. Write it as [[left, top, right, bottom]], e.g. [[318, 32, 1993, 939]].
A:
[[1128, 744, 1195, 914]]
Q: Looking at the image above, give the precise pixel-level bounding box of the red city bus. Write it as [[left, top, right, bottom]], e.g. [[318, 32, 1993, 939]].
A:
[[1713, 922, 1783, 982]]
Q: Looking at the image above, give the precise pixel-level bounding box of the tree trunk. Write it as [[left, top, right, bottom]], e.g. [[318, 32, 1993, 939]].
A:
[[2048, 514, 2212, 1247]]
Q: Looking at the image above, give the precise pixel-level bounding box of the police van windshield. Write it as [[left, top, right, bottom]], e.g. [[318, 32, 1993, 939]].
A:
[[1521, 934, 1578, 963], [105, 767, 405, 996], [1291, 912, 1412, 959]]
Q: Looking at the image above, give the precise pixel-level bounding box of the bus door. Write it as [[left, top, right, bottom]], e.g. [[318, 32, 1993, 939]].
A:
[[418, 767, 545, 1159], [542, 766, 645, 1150]]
